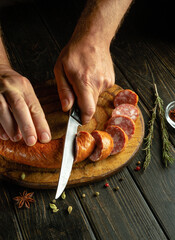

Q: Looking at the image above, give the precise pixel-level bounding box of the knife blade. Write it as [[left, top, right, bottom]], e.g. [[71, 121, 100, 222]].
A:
[[55, 102, 81, 199]]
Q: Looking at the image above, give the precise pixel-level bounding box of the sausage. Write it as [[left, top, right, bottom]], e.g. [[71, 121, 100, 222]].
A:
[[106, 115, 135, 139], [89, 130, 114, 162], [0, 139, 64, 169], [74, 131, 95, 163], [114, 89, 138, 107], [105, 125, 128, 155], [112, 104, 139, 122]]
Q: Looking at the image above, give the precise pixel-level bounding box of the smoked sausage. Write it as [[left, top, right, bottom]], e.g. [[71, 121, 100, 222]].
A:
[[112, 104, 139, 122], [74, 131, 95, 163], [114, 89, 138, 107], [105, 125, 128, 155], [106, 115, 135, 139], [89, 130, 114, 162]]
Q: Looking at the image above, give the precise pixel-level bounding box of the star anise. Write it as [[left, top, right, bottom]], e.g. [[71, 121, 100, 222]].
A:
[[13, 191, 35, 208]]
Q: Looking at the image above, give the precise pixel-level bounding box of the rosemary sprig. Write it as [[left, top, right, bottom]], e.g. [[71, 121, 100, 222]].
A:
[[143, 98, 158, 170], [143, 83, 175, 169], [154, 84, 175, 167]]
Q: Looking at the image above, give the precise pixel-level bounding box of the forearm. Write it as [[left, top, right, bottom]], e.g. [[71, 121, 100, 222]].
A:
[[71, 0, 133, 47]]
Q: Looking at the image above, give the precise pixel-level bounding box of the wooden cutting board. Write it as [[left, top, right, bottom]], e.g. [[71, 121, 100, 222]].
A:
[[0, 82, 144, 189]]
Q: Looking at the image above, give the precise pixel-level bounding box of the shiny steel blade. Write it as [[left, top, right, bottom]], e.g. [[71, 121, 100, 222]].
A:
[[55, 116, 79, 199]]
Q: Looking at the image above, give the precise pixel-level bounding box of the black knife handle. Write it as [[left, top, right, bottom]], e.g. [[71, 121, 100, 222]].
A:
[[70, 100, 81, 124]]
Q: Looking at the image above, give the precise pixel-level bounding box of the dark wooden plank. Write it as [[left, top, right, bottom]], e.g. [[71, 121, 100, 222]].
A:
[[0, 182, 22, 240], [8, 185, 96, 240], [0, 0, 58, 84], [76, 169, 166, 240]]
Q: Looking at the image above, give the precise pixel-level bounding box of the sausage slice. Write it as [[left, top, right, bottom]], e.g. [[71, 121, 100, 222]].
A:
[[114, 89, 138, 107], [74, 131, 95, 163], [89, 130, 114, 162], [112, 104, 139, 122], [106, 115, 135, 139], [106, 125, 128, 155]]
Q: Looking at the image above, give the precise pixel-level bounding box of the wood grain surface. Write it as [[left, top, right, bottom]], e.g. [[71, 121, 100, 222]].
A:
[[0, 84, 144, 188]]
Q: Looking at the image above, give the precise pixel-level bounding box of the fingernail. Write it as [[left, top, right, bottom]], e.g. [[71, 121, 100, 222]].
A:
[[13, 134, 22, 142], [40, 132, 51, 143], [26, 136, 36, 146], [1, 133, 9, 140], [62, 99, 69, 111]]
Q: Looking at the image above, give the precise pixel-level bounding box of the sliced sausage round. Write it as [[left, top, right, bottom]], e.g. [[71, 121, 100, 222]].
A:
[[74, 131, 95, 163], [112, 103, 139, 122], [106, 115, 135, 139], [89, 130, 114, 162], [105, 125, 128, 155], [114, 89, 138, 107]]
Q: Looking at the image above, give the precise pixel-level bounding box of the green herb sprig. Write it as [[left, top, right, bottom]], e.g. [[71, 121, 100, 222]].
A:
[[143, 98, 158, 170], [154, 84, 175, 167], [143, 83, 175, 169]]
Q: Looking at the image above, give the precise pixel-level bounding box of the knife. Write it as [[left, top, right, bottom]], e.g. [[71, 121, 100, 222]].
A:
[[55, 101, 81, 199]]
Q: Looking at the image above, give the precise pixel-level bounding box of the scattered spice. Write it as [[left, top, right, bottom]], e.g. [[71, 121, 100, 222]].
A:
[[49, 203, 57, 210], [94, 192, 100, 197], [104, 183, 109, 187], [134, 166, 141, 171], [169, 109, 175, 122], [21, 172, 26, 180], [53, 208, 59, 213], [13, 191, 35, 208], [114, 186, 119, 191], [52, 199, 56, 204], [137, 161, 141, 165], [82, 193, 86, 198], [68, 206, 73, 214], [61, 191, 66, 200]]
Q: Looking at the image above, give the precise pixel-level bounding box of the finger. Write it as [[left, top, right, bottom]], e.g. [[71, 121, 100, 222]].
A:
[[0, 94, 21, 141], [25, 91, 51, 144], [0, 124, 9, 140], [54, 60, 75, 112], [5, 92, 37, 146], [77, 88, 98, 124]]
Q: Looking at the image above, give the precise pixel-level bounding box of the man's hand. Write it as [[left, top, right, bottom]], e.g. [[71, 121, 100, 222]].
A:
[[54, 0, 132, 124], [54, 39, 114, 124], [0, 64, 51, 146]]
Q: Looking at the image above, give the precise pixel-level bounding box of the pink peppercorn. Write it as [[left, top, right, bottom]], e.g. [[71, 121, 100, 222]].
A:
[[104, 183, 109, 187], [135, 166, 141, 171]]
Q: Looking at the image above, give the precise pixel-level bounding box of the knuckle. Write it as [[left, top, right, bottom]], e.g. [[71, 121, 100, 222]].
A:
[[84, 106, 96, 117], [22, 124, 34, 135], [30, 103, 44, 117], [12, 97, 25, 110], [0, 77, 9, 92]]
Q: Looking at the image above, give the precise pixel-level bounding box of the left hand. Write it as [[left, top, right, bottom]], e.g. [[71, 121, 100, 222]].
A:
[[54, 38, 115, 124]]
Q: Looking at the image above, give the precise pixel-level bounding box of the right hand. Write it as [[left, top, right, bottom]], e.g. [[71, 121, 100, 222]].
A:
[[0, 64, 51, 146]]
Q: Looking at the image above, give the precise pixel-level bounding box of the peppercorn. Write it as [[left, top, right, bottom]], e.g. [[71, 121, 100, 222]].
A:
[[82, 193, 86, 198], [137, 161, 141, 165], [104, 183, 109, 187], [94, 192, 100, 197], [114, 186, 119, 191], [135, 166, 141, 171]]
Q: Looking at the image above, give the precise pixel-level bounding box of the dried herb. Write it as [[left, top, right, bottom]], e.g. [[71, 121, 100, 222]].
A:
[[154, 84, 175, 167], [13, 191, 35, 208], [143, 99, 158, 170], [143, 83, 175, 169]]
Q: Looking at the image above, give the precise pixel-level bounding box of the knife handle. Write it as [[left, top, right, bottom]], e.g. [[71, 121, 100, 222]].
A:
[[70, 101, 81, 124]]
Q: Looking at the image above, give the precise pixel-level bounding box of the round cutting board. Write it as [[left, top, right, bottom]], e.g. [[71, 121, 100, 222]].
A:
[[0, 84, 144, 189]]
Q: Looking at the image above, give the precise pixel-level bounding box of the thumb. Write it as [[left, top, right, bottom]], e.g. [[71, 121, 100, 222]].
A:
[[54, 61, 75, 112]]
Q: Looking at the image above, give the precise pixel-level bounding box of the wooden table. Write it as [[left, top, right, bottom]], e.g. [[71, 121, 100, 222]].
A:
[[0, 0, 175, 239]]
